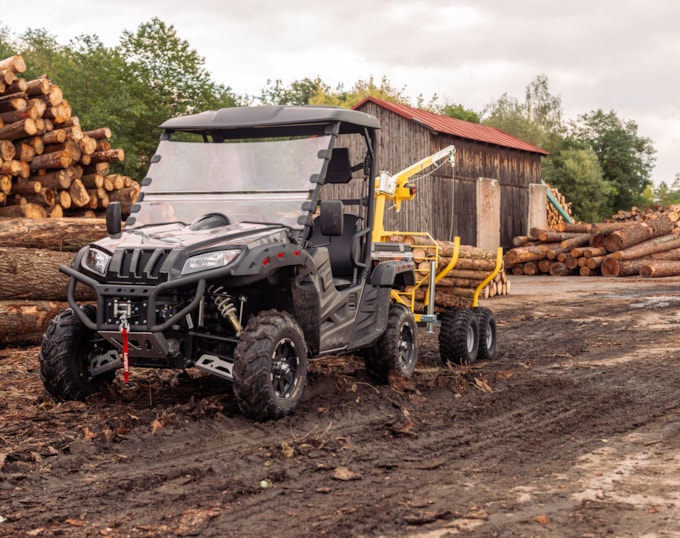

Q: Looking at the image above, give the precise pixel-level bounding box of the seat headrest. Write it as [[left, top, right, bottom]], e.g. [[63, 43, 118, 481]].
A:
[[326, 148, 352, 184]]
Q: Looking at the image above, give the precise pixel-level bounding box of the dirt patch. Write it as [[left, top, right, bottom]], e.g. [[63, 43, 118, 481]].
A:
[[2, 275, 680, 537]]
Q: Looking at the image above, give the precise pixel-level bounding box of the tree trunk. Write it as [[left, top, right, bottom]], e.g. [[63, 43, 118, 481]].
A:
[[29, 149, 72, 171], [0, 203, 46, 218], [603, 217, 674, 252], [609, 234, 680, 260], [0, 55, 27, 73], [0, 300, 67, 345], [68, 178, 90, 208], [0, 247, 97, 300], [0, 217, 108, 250], [600, 257, 649, 277], [639, 260, 680, 278], [0, 117, 36, 140]]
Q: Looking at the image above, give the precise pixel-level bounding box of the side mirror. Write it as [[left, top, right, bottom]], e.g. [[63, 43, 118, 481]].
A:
[[106, 202, 122, 235]]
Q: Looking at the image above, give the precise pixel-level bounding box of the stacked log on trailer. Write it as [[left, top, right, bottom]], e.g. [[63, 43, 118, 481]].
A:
[[505, 205, 680, 278], [387, 235, 508, 312], [0, 54, 139, 219], [0, 218, 108, 346]]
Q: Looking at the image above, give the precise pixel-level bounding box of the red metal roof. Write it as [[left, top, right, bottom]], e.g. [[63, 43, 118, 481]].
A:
[[354, 97, 549, 155]]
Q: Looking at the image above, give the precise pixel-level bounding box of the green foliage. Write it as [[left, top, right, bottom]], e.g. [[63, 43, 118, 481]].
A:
[[439, 102, 480, 123], [570, 109, 656, 214], [650, 174, 680, 206], [481, 74, 564, 152], [0, 24, 16, 58], [543, 148, 611, 222], [117, 17, 239, 177]]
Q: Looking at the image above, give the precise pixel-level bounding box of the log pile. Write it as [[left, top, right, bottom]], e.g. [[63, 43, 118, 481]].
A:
[[0, 218, 108, 346], [387, 235, 508, 312], [0, 54, 139, 219], [546, 185, 574, 228], [505, 205, 680, 278]]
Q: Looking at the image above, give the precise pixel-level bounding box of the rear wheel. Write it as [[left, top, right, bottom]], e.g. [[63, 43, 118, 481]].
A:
[[362, 304, 418, 383], [233, 310, 308, 421], [439, 308, 479, 365], [39, 306, 116, 401], [475, 307, 497, 361]]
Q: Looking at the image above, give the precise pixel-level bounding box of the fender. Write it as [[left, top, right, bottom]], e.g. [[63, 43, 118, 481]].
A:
[[369, 260, 416, 288]]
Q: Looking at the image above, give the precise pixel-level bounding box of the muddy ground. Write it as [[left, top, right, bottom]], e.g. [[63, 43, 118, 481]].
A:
[[2, 275, 680, 537]]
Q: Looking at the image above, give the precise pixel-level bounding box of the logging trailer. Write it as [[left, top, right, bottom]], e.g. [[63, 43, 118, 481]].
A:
[[39, 105, 500, 421]]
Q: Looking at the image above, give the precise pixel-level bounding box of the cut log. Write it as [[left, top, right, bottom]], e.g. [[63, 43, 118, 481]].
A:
[[604, 217, 674, 252], [89, 148, 124, 164], [68, 178, 90, 208], [0, 103, 39, 124], [29, 149, 72, 171], [25, 77, 51, 96], [32, 169, 71, 190], [42, 128, 67, 145], [0, 117, 37, 140], [600, 257, 649, 277], [0, 247, 75, 300], [11, 179, 41, 195], [610, 234, 680, 260], [0, 55, 27, 73], [548, 262, 574, 276], [0, 300, 67, 345], [0, 174, 11, 194], [556, 222, 592, 233], [84, 127, 112, 140], [0, 203, 46, 218], [639, 260, 680, 278], [13, 141, 35, 161], [0, 217, 108, 250]]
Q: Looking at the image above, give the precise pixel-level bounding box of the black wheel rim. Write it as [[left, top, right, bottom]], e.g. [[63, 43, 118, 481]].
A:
[[270, 337, 300, 399], [398, 324, 415, 369]]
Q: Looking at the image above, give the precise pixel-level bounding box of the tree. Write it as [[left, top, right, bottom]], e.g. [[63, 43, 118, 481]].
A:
[[570, 109, 656, 214], [543, 147, 611, 222], [118, 17, 240, 177], [259, 77, 333, 105], [439, 102, 481, 123], [16, 28, 65, 80], [482, 74, 564, 152], [0, 25, 16, 59]]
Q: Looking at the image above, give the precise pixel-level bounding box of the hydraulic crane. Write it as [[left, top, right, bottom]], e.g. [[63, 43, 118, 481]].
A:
[[371, 145, 502, 364]]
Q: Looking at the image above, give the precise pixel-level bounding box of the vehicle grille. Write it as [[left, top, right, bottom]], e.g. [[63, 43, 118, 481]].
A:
[[112, 248, 172, 283]]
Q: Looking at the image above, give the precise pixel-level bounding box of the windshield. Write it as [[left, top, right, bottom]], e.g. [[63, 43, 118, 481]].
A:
[[126, 135, 331, 230]]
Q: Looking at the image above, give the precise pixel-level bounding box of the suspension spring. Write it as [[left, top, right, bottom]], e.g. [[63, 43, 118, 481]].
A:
[[209, 285, 243, 335]]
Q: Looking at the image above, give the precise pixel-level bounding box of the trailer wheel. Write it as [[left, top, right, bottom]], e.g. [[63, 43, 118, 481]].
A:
[[476, 307, 497, 361], [233, 310, 308, 421], [362, 304, 418, 384], [39, 306, 116, 401], [439, 308, 479, 365]]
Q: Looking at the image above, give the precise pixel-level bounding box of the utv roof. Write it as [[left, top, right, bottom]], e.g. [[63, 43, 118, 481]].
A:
[[160, 105, 380, 134]]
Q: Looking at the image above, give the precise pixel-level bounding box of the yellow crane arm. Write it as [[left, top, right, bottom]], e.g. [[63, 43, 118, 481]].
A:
[[373, 145, 455, 243]]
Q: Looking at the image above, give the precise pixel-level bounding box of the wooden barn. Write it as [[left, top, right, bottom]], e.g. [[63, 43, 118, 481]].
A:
[[350, 97, 549, 248]]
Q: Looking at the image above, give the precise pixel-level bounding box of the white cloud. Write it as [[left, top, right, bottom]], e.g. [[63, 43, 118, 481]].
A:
[[0, 0, 677, 182]]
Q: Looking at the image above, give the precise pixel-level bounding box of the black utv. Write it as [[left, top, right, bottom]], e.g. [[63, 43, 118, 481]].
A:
[[40, 105, 418, 420]]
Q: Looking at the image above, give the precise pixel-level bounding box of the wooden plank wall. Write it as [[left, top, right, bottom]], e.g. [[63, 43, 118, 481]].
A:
[[340, 103, 544, 248]]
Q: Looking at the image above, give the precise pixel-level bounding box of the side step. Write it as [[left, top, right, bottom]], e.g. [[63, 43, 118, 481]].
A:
[[194, 354, 234, 381]]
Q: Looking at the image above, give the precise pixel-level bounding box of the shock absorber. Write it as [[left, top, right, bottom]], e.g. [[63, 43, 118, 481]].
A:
[[208, 285, 243, 335]]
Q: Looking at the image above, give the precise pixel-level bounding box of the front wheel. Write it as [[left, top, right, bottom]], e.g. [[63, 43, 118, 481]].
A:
[[39, 306, 116, 401], [233, 310, 308, 421], [439, 308, 479, 365], [362, 304, 418, 384]]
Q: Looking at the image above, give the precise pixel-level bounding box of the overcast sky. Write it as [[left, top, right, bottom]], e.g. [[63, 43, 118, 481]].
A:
[[1, 0, 678, 185]]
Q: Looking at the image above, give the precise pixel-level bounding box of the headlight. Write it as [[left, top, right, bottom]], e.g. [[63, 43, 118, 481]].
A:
[[181, 249, 240, 275], [82, 248, 112, 276]]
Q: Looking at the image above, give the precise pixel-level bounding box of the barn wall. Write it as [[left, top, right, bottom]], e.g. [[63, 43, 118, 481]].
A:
[[345, 102, 544, 248]]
